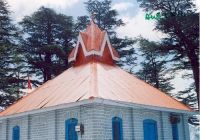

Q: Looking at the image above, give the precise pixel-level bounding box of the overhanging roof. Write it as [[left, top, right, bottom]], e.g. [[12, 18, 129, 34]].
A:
[[0, 61, 191, 117], [0, 19, 192, 117]]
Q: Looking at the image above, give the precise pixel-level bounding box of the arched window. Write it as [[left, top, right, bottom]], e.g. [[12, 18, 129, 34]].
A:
[[12, 126, 20, 140], [112, 117, 123, 140], [143, 119, 158, 140], [172, 123, 179, 140], [65, 118, 78, 140]]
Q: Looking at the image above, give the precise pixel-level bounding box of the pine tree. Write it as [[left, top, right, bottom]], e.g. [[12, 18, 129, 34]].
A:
[[136, 38, 174, 94], [19, 7, 75, 83], [74, 16, 90, 35], [137, 0, 199, 108], [75, 0, 137, 68], [0, 0, 21, 107]]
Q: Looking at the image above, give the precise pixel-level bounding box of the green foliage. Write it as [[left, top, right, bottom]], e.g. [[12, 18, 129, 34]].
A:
[[74, 16, 90, 35], [137, 0, 199, 125], [85, 0, 124, 34], [137, 0, 199, 108], [0, 0, 23, 107], [177, 83, 197, 108], [136, 38, 174, 94], [19, 7, 75, 83]]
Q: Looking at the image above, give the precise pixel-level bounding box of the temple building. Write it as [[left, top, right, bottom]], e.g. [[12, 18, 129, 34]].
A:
[[0, 20, 195, 140]]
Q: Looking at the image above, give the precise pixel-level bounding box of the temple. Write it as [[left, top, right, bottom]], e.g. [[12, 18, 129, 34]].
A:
[[0, 20, 194, 140]]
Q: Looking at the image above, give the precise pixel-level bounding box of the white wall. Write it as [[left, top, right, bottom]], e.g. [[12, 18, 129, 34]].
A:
[[0, 103, 190, 140], [8, 116, 29, 140]]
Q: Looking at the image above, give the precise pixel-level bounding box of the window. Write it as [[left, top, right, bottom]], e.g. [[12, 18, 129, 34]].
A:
[[112, 117, 123, 140], [12, 126, 20, 140], [172, 123, 179, 140], [143, 119, 158, 140], [65, 118, 78, 140]]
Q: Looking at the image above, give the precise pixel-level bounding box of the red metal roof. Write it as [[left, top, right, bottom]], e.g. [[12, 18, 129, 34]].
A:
[[0, 20, 192, 117], [0, 61, 191, 116], [81, 22, 105, 51], [68, 20, 119, 64]]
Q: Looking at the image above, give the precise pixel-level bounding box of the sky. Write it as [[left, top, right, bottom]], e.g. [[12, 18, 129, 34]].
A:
[[7, 0, 169, 41], [6, 0, 199, 41], [6, 0, 199, 94]]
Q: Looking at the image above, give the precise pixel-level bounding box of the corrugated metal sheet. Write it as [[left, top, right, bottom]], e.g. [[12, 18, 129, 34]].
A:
[[0, 61, 191, 116], [0, 20, 191, 117]]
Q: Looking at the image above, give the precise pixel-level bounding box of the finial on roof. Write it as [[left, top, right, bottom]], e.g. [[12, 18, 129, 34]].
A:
[[68, 12, 120, 65], [90, 12, 97, 23]]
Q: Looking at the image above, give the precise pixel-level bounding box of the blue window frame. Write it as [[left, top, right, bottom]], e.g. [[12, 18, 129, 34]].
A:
[[12, 126, 20, 140], [112, 117, 123, 140], [172, 123, 179, 140], [65, 118, 78, 140], [143, 119, 158, 140]]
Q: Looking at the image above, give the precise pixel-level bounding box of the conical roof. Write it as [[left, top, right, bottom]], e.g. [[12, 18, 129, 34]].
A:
[[68, 20, 119, 65], [0, 20, 191, 117]]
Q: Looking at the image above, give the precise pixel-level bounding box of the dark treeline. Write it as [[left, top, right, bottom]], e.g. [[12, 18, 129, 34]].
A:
[[0, 0, 199, 124], [137, 0, 199, 125], [137, 0, 199, 108], [0, 0, 136, 108]]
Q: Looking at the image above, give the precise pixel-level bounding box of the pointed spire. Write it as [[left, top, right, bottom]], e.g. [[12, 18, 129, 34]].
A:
[[90, 12, 97, 23], [68, 12, 120, 65], [90, 13, 96, 51]]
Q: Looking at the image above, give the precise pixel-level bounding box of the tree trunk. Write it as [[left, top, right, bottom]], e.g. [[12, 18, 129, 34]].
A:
[[186, 48, 199, 108], [174, 24, 199, 108], [44, 53, 51, 82], [43, 22, 52, 82], [43, 70, 47, 82]]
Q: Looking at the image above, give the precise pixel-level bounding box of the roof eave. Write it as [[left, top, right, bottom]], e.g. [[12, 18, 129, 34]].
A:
[[0, 97, 196, 121], [94, 98, 196, 115]]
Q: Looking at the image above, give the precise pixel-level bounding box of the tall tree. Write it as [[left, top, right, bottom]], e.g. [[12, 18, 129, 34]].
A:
[[75, 0, 136, 68], [136, 38, 174, 94], [20, 7, 75, 83], [0, 0, 22, 107], [137, 0, 199, 107], [74, 16, 90, 35]]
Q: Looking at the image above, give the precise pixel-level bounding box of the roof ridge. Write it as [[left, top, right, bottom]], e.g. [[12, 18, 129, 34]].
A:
[[89, 60, 98, 98], [0, 62, 192, 117]]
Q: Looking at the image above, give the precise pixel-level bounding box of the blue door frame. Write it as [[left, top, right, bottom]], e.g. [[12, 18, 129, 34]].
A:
[[12, 126, 20, 140], [65, 118, 78, 140], [172, 123, 179, 140], [143, 119, 158, 140], [112, 117, 123, 140]]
